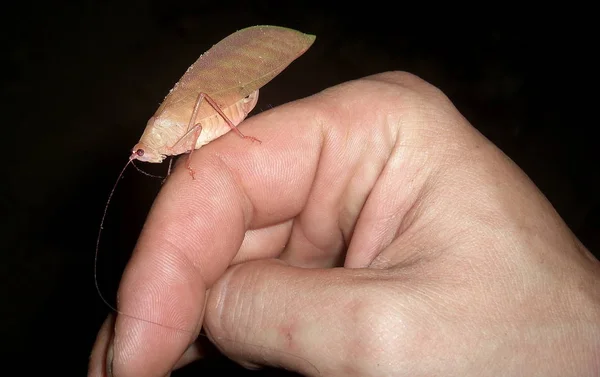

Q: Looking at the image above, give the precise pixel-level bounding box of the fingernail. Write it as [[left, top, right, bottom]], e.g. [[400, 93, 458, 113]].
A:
[[106, 333, 114, 377]]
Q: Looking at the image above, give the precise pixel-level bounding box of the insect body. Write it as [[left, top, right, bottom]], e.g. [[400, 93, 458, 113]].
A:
[[130, 25, 316, 178]]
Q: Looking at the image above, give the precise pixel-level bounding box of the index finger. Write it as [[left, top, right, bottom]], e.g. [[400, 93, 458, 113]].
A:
[[105, 72, 446, 377]]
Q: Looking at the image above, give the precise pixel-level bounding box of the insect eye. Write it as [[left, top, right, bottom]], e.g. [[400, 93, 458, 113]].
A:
[[136, 149, 144, 156]]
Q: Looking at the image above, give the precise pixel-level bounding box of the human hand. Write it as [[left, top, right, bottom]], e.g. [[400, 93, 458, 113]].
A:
[[88, 72, 600, 377]]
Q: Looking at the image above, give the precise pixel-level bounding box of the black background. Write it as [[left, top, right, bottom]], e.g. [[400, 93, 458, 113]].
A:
[[2, 2, 598, 376]]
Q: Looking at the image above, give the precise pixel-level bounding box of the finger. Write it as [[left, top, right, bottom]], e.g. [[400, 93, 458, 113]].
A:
[[88, 314, 115, 377], [203, 259, 414, 377], [107, 71, 452, 377]]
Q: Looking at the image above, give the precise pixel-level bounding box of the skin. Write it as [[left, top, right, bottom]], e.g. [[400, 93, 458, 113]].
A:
[[88, 71, 600, 377]]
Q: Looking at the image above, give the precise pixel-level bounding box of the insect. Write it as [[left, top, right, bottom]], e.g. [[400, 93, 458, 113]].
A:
[[130, 25, 316, 179], [95, 24, 315, 333]]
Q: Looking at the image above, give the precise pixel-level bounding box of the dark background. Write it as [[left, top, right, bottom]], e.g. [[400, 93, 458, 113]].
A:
[[2, 2, 597, 376]]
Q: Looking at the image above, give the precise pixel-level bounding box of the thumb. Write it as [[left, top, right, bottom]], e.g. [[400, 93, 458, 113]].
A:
[[203, 259, 411, 377]]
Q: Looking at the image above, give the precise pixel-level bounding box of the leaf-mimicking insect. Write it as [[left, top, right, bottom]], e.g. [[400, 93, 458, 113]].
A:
[[131, 25, 316, 178]]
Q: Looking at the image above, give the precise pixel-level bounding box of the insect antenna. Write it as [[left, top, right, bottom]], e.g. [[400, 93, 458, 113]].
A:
[[94, 157, 194, 335], [95, 158, 131, 316]]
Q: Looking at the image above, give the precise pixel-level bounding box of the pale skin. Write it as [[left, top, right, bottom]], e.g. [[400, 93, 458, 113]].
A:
[[88, 72, 600, 377]]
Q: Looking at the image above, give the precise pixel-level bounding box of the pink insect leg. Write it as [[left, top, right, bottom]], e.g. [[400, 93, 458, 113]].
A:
[[183, 92, 261, 179]]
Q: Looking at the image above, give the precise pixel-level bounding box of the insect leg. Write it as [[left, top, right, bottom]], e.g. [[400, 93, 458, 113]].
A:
[[161, 157, 174, 185], [185, 125, 203, 180], [199, 92, 262, 144], [168, 92, 208, 154], [173, 92, 262, 179], [174, 92, 261, 151], [185, 93, 205, 133], [167, 157, 174, 177]]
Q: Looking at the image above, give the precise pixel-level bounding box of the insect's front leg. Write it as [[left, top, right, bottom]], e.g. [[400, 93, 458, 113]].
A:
[[160, 158, 174, 185]]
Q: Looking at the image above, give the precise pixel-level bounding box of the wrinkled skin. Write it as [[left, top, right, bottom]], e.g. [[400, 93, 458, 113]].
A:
[[89, 72, 600, 377]]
